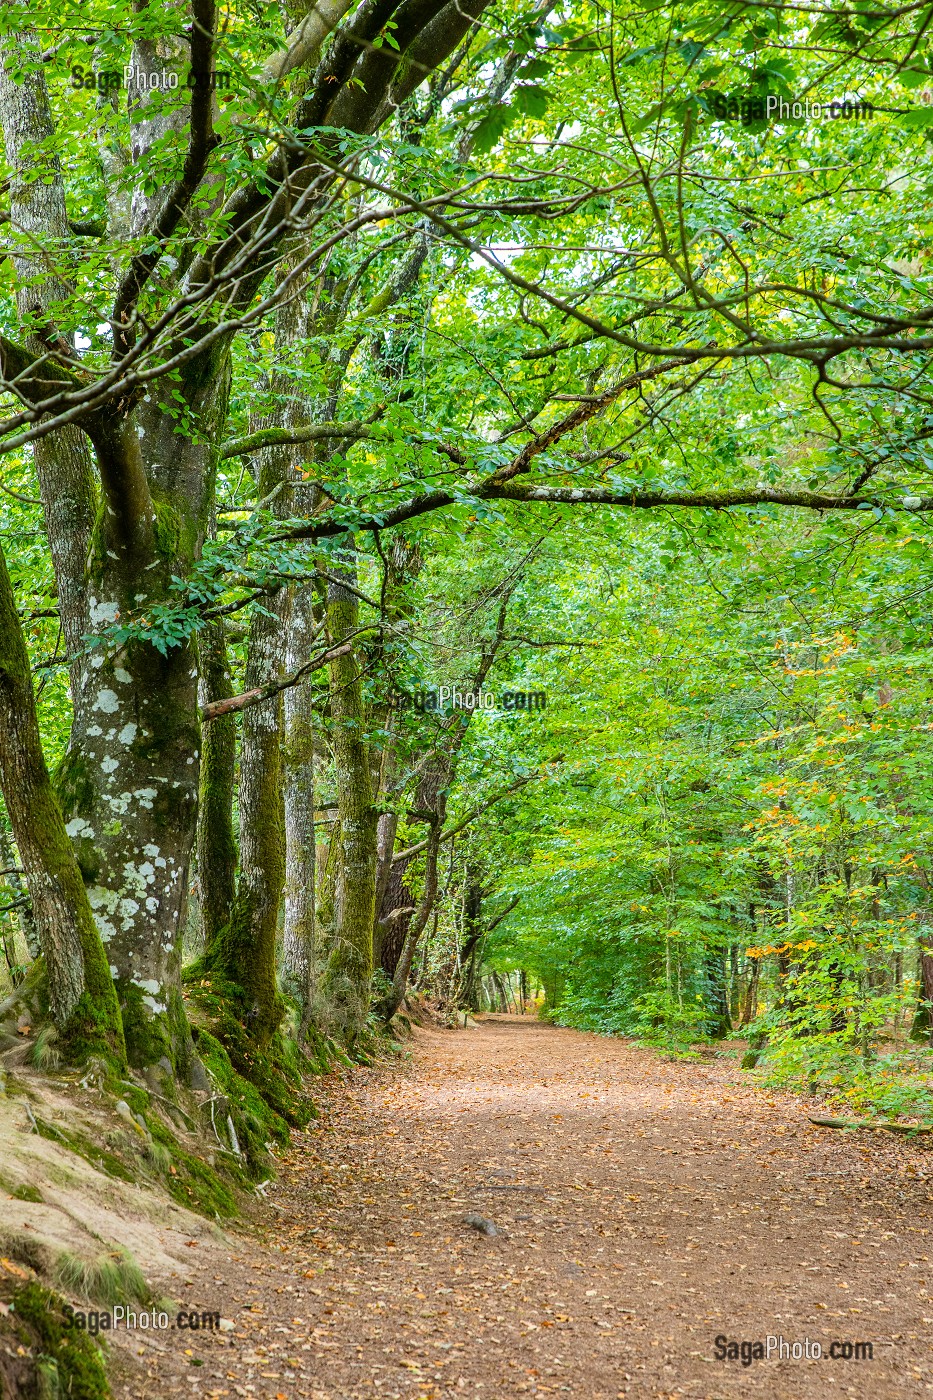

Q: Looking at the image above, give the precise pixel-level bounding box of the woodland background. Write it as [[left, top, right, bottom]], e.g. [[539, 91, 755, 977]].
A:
[[0, 0, 932, 1170]]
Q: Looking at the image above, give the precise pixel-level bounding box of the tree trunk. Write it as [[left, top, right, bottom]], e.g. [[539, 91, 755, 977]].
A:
[[740, 958, 760, 1027], [703, 949, 731, 1038], [196, 620, 237, 944], [208, 585, 288, 1043], [460, 872, 484, 1010], [322, 567, 377, 1042], [0, 820, 39, 960], [0, 541, 125, 1063], [283, 583, 320, 1022], [911, 934, 933, 1044], [0, 42, 97, 703], [381, 818, 442, 1022]]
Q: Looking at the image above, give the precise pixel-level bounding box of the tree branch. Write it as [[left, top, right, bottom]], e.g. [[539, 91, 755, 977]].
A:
[[391, 775, 538, 863], [200, 628, 377, 721], [278, 478, 931, 546], [219, 419, 371, 460], [263, 0, 358, 83], [487, 359, 693, 484], [112, 0, 219, 350]]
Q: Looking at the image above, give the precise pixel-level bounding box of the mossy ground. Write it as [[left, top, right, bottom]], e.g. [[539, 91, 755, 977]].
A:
[[31, 1091, 243, 1220], [1, 1280, 110, 1400]]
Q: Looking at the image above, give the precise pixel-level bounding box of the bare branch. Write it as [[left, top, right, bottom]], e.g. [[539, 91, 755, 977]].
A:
[[200, 626, 378, 721]]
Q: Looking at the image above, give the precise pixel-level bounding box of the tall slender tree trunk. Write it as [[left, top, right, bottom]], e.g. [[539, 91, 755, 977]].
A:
[[322, 566, 377, 1042], [208, 583, 289, 1042], [283, 584, 320, 1022], [197, 619, 237, 945], [911, 928, 933, 1044], [0, 541, 125, 1063]]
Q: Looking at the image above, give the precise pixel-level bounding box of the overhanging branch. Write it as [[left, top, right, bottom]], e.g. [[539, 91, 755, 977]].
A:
[[391, 774, 540, 863], [200, 630, 375, 721], [219, 419, 371, 460]]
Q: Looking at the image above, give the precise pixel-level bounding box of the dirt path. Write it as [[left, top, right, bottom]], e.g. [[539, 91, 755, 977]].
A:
[[114, 1018, 933, 1400]]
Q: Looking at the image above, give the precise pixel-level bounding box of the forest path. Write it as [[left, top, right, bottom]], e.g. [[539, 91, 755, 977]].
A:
[[118, 1017, 933, 1400]]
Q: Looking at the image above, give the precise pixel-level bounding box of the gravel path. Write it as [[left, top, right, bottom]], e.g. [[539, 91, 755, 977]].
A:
[[115, 1016, 933, 1399]]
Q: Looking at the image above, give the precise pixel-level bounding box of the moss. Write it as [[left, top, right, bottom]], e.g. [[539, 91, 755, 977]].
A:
[[197, 623, 237, 945], [13, 1184, 43, 1203], [53, 747, 96, 823], [189, 1027, 287, 1172], [164, 1144, 239, 1217], [116, 979, 188, 1077], [7, 1281, 110, 1400], [0, 1170, 45, 1204], [9, 956, 125, 1076], [33, 1117, 137, 1184], [182, 972, 320, 1173], [150, 489, 200, 567], [124, 1089, 245, 1216], [59, 940, 127, 1072]]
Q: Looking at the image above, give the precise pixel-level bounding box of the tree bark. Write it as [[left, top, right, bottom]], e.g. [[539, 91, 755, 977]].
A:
[[380, 816, 442, 1021], [322, 567, 377, 1042], [911, 932, 933, 1044], [0, 41, 98, 699], [0, 540, 125, 1062], [283, 584, 321, 1022], [196, 619, 237, 945]]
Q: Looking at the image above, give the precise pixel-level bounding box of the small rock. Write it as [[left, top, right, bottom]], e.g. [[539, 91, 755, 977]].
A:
[[463, 1213, 497, 1236], [189, 1059, 211, 1093], [115, 1099, 133, 1120]]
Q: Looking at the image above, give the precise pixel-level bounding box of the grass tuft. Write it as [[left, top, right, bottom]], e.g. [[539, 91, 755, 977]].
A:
[[30, 1025, 61, 1072], [53, 1248, 150, 1308]]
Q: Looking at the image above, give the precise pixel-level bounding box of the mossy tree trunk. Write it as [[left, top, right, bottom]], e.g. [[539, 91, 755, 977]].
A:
[[0, 541, 125, 1064], [283, 583, 321, 1024], [205, 271, 324, 1044], [203, 445, 291, 1044], [60, 399, 223, 1079], [322, 567, 378, 1042], [381, 816, 442, 1022], [209, 579, 289, 1042], [197, 619, 238, 946]]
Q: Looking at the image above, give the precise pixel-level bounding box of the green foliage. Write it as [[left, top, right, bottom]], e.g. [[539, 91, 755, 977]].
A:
[[458, 504, 933, 1116]]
